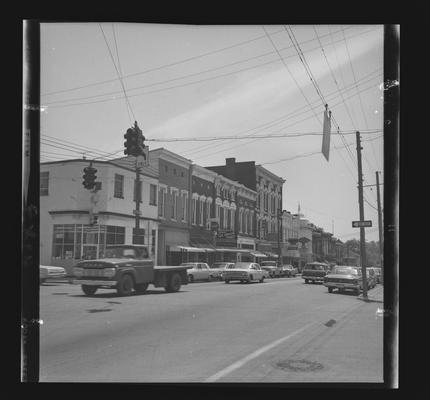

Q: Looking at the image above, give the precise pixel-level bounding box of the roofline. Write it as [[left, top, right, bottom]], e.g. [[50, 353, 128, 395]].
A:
[[40, 158, 158, 179]]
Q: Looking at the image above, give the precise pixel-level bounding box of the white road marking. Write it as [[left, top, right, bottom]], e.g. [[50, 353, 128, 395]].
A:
[[204, 321, 317, 382]]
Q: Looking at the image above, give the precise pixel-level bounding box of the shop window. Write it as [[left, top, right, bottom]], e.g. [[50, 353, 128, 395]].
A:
[[106, 226, 125, 245]]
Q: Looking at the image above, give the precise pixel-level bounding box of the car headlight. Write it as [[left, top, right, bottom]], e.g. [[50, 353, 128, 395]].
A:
[[102, 268, 117, 278], [73, 267, 84, 277]]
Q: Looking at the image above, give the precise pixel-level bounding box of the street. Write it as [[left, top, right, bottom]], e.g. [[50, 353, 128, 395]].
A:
[[40, 277, 383, 383]]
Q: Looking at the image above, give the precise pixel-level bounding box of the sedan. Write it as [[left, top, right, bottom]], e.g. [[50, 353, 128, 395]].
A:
[[40, 265, 67, 284], [223, 262, 265, 284], [180, 263, 214, 282], [281, 265, 298, 277], [324, 266, 363, 295]]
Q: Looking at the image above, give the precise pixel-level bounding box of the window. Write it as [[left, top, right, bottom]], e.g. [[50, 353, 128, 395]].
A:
[[159, 187, 166, 217], [200, 200, 204, 226], [171, 190, 177, 219], [220, 207, 224, 229], [182, 193, 188, 222], [173, 168, 177, 175], [133, 179, 142, 203], [106, 226, 125, 245], [230, 209, 235, 231], [164, 165, 168, 173], [192, 198, 197, 225], [223, 207, 228, 230], [52, 224, 76, 259], [40, 171, 49, 196], [149, 184, 157, 205], [132, 228, 145, 245], [114, 174, 124, 198]]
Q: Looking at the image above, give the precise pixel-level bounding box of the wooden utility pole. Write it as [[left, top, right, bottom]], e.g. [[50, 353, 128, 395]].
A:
[[376, 171, 383, 284], [355, 131, 368, 299], [277, 209, 282, 266]]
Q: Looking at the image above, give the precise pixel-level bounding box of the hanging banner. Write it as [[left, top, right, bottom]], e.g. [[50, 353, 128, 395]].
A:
[[321, 107, 331, 161]]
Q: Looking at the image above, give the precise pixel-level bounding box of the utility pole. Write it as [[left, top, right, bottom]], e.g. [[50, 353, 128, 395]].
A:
[[376, 171, 384, 284], [355, 131, 368, 299]]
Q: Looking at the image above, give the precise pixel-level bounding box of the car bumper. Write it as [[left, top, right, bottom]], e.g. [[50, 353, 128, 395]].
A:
[[302, 276, 325, 281], [324, 282, 359, 289], [73, 279, 117, 286]]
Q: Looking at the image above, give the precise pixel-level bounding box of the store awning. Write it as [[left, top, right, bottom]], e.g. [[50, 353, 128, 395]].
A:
[[215, 248, 250, 253], [171, 246, 214, 253], [250, 252, 268, 258]]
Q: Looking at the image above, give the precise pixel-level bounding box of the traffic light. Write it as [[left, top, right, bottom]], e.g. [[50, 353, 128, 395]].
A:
[[124, 122, 145, 157], [82, 164, 97, 190], [124, 127, 137, 156]]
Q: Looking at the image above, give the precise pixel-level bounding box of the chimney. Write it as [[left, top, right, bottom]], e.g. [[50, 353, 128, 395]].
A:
[[226, 157, 236, 166]]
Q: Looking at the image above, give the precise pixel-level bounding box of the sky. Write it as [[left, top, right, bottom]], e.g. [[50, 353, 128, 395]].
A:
[[40, 23, 384, 242]]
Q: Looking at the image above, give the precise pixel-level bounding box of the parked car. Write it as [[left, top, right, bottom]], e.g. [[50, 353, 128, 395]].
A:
[[180, 263, 214, 282], [260, 261, 282, 278], [324, 266, 364, 295], [260, 268, 270, 279], [224, 262, 265, 284], [281, 264, 297, 277], [40, 265, 67, 284], [302, 262, 330, 284], [210, 262, 235, 280]]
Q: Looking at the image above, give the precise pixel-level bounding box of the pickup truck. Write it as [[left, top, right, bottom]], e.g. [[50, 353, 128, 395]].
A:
[[72, 245, 191, 296], [302, 262, 330, 284]]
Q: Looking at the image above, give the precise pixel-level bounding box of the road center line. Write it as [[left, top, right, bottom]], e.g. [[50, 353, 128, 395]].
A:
[[204, 321, 317, 382]]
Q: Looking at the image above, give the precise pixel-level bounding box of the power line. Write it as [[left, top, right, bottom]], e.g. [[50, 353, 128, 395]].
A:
[[181, 68, 382, 157], [41, 25, 367, 98], [99, 23, 136, 124], [190, 77, 381, 161]]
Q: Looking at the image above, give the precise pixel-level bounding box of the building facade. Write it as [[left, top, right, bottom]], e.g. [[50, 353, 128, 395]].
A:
[[40, 159, 160, 274], [206, 158, 285, 262], [148, 148, 192, 265]]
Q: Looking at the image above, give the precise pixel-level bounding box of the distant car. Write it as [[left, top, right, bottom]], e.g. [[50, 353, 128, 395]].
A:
[[302, 262, 330, 284], [260, 261, 281, 278], [180, 263, 214, 282], [40, 265, 67, 284], [210, 262, 235, 280], [324, 266, 364, 295], [281, 265, 297, 277], [224, 262, 265, 284]]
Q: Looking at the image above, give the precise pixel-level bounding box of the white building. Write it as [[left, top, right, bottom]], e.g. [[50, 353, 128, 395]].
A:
[[40, 159, 160, 274]]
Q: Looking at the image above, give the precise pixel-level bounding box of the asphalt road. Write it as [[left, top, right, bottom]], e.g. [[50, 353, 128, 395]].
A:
[[39, 277, 383, 383]]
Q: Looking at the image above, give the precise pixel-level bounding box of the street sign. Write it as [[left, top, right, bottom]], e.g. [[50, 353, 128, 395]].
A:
[[135, 154, 147, 170], [133, 210, 142, 216], [352, 220, 372, 228]]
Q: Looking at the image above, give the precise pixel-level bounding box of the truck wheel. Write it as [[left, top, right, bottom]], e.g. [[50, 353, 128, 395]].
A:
[[135, 283, 149, 293], [188, 275, 194, 283], [259, 276, 264, 283], [82, 285, 98, 296], [225, 279, 230, 284], [165, 273, 181, 293], [248, 275, 253, 283], [117, 274, 134, 296], [328, 287, 333, 293], [305, 279, 309, 284]]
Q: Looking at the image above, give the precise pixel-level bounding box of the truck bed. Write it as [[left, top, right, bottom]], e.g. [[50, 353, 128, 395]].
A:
[[153, 265, 191, 271]]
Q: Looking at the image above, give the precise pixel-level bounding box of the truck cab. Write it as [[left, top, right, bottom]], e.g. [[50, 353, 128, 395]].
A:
[[72, 245, 190, 296]]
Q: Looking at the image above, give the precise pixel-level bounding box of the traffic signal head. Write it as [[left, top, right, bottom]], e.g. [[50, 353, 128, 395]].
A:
[[124, 124, 145, 157], [82, 165, 97, 190]]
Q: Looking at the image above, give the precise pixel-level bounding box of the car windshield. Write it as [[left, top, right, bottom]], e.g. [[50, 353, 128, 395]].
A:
[[233, 262, 251, 269], [104, 247, 148, 259], [261, 262, 277, 266], [334, 267, 360, 275], [211, 263, 228, 269], [306, 264, 325, 270]]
